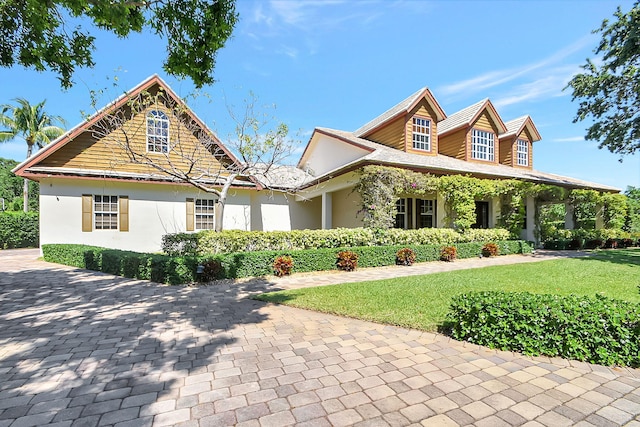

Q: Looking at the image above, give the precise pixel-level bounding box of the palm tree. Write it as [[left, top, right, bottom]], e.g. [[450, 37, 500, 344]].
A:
[[0, 98, 66, 212]]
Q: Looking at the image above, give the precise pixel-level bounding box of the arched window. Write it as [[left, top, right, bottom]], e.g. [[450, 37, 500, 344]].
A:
[[146, 110, 169, 153]]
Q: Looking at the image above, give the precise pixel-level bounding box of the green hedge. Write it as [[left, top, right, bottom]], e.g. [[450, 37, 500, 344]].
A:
[[0, 212, 39, 249], [43, 240, 532, 285], [162, 227, 513, 256], [447, 291, 640, 368]]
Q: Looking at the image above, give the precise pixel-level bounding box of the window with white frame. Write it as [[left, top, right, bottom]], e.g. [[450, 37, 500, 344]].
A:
[[516, 139, 529, 166], [195, 199, 216, 230], [146, 110, 170, 153], [471, 129, 494, 161], [394, 198, 406, 229], [412, 117, 431, 151], [418, 199, 435, 228], [94, 195, 118, 230]]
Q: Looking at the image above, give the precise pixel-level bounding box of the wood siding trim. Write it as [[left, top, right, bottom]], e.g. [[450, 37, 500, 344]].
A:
[[438, 128, 467, 160], [405, 101, 439, 155], [186, 198, 195, 231], [119, 196, 129, 232], [512, 131, 533, 169], [367, 116, 406, 150], [82, 194, 93, 232], [14, 76, 243, 179]]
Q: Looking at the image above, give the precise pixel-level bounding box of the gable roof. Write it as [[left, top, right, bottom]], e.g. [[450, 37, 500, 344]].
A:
[[13, 75, 242, 180], [354, 87, 446, 137], [437, 98, 507, 136], [501, 115, 542, 141], [299, 128, 619, 193]]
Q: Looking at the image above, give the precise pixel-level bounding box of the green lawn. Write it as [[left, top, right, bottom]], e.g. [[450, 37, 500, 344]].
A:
[[254, 249, 640, 332]]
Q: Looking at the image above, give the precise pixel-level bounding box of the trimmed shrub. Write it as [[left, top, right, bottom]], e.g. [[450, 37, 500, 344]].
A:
[[0, 211, 39, 249], [584, 239, 604, 249], [440, 246, 457, 262], [396, 248, 417, 266], [336, 250, 358, 271], [605, 238, 618, 249], [200, 259, 224, 282], [162, 227, 513, 256], [447, 291, 640, 367], [481, 242, 499, 257], [273, 255, 294, 277], [43, 240, 533, 284]]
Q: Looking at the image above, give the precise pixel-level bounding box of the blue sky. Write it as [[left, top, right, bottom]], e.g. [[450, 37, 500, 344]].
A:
[[1, 0, 638, 191]]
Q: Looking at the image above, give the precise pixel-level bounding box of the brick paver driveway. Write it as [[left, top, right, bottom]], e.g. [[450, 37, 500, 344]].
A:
[[1, 249, 639, 426]]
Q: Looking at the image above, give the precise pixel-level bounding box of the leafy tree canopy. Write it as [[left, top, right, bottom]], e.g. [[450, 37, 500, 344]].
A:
[[566, 1, 640, 157], [0, 157, 38, 211], [0, 0, 238, 88]]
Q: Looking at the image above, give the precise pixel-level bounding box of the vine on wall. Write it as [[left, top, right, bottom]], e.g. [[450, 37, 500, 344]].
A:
[[354, 165, 623, 235]]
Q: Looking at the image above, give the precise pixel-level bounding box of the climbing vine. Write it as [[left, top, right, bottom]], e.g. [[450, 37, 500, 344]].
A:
[[354, 165, 626, 237]]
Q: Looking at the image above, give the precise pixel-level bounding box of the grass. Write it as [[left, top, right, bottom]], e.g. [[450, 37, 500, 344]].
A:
[[254, 249, 640, 332]]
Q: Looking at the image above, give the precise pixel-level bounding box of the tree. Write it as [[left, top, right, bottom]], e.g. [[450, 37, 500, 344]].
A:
[[625, 186, 640, 232], [0, 99, 65, 212], [92, 88, 300, 232], [566, 1, 640, 157], [0, 0, 238, 88], [0, 158, 39, 211]]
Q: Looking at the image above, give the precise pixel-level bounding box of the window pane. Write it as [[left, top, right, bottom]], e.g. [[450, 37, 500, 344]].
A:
[[412, 117, 431, 151]]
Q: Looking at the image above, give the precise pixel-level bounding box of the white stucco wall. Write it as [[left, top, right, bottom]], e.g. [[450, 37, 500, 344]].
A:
[[332, 187, 363, 228], [250, 191, 322, 231], [39, 178, 256, 253], [303, 134, 368, 177]]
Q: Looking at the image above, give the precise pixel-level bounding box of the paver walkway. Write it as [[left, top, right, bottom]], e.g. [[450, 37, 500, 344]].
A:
[[0, 248, 638, 427]]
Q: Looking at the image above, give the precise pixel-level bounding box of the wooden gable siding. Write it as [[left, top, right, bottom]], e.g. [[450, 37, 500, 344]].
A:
[[499, 136, 514, 166], [473, 111, 499, 133], [468, 111, 499, 164], [514, 129, 533, 169], [405, 100, 438, 155], [39, 105, 226, 176], [438, 128, 467, 160], [366, 115, 405, 150]]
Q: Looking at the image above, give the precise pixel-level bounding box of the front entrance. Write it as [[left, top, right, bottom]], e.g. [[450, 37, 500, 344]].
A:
[[473, 201, 489, 229]]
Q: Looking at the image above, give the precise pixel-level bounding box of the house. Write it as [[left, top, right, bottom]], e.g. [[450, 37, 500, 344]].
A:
[[13, 76, 618, 252], [294, 88, 618, 241]]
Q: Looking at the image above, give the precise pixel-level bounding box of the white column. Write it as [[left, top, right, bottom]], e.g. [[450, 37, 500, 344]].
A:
[[565, 202, 575, 229], [595, 203, 604, 229], [436, 193, 446, 228], [523, 196, 536, 243], [322, 192, 332, 230]]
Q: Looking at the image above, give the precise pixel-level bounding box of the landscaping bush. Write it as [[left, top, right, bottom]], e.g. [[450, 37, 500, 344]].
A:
[[584, 239, 604, 249], [396, 248, 417, 266], [447, 291, 640, 367], [200, 259, 224, 281], [273, 255, 294, 277], [0, 211, 39, 249], [481, 242, 499, 257], [162, 227, 513, 256], [336, 250, 359, 271], [43, 240, 533, 284], [440, 246, 457, 262]]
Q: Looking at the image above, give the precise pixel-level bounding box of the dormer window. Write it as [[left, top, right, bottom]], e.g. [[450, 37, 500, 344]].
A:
[[471, 129, 494, 161], [147, 110, 169, 153], [412, 117, 431, 151], [516, 139, 529, 166]]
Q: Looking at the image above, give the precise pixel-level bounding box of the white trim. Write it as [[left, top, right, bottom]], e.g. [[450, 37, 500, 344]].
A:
[[412, 117, 431, 151], [195, 198, 216, 230], [516, 139, 529, 166], [471, 129, 494, 161], [146, 110, 170, 153], [94, 195, 119, 230]]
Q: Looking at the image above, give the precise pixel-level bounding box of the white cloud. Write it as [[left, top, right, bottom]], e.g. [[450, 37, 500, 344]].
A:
[[553, 136, 585, 142], [493, 70, 574, 108], [437, 36, 593, 100]]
